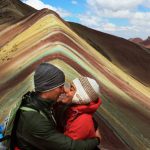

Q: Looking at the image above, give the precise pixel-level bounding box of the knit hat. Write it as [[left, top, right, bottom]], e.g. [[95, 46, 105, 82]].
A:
[[72, 76, 100, 104], [34, 63, 65, 92]]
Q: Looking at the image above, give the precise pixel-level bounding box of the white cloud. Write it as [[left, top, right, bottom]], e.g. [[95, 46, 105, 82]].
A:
[[22, 0, 71, 17], [76, 0, 150, 39], [78, 14, 104, 27], [130, 12, 150, 31], [143, 0, 150, 8], [99, 23, 145, 39], [22, 0, 55, 10], [87, 0, 144, 11], [103, 23, 137, 32], [72, 0, 78, 5], [97, 9, 131, 18], [102, 23, 117, 31], [56, 8, 71, 18], [85, 0, 145, 19]]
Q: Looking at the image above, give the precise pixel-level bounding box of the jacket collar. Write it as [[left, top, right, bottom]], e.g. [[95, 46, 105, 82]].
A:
[[22, 91, 56, 110], [69, 98, 102, 114]]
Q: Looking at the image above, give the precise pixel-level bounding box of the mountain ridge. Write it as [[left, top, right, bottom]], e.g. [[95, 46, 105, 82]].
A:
[[68, 22, 150, 86], [0, 1, 150, 149], [129, 36, 150, 48]]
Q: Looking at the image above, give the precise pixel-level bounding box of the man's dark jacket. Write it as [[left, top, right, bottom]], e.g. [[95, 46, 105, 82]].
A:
[[14, 92, 99, 150]]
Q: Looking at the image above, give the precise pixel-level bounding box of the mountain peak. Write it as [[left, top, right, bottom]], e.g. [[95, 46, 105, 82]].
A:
[[146, 36, 150, 40]]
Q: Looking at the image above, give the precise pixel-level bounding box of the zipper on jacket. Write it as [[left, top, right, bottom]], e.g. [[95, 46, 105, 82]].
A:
[[50, 107, 57, 125]]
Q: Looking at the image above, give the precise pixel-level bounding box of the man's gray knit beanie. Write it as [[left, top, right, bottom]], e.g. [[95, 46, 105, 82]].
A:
[[34, 62, 65, 92]]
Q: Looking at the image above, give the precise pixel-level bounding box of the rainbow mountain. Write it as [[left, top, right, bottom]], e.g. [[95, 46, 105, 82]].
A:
[[0, 1, 150, 149]]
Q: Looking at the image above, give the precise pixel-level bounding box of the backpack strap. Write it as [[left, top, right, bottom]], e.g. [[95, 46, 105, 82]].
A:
[[20, 106, 47, 119], [0, 135, 10, 142]]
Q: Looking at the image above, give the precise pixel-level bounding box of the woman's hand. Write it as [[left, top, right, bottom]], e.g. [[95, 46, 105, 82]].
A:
[[95, 128, 102, 142]]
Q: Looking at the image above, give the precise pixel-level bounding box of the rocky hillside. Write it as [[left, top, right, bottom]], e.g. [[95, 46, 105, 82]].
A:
[[0, 1, 150, 149]]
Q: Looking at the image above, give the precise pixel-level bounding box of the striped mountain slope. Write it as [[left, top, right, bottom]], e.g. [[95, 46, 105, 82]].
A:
[[0, 2, 150, 150]]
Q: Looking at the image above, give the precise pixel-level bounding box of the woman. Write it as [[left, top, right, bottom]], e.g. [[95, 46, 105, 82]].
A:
[[55, 76, 102, 149]]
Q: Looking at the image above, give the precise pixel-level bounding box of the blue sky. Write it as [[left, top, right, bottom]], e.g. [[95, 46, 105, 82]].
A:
[[22, 0, 150, 39]]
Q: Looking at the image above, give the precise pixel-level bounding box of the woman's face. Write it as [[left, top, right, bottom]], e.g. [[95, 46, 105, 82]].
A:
[[61, 82, 76, 103]]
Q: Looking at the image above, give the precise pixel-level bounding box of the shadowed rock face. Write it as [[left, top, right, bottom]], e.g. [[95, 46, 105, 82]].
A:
[[141, 37, 150, 48], [0, 0, 37, 31], [0, 1, 150, 150], [68, 22, 150, 87], [129, 38, 143, 43]]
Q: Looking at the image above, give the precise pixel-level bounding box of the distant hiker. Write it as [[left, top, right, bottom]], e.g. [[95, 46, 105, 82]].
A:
[[55, 76, 102, 150], [13, 62, 101, 150]]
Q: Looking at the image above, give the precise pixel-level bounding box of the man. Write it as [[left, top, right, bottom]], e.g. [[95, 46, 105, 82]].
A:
[[15, 62, 101, 150]]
